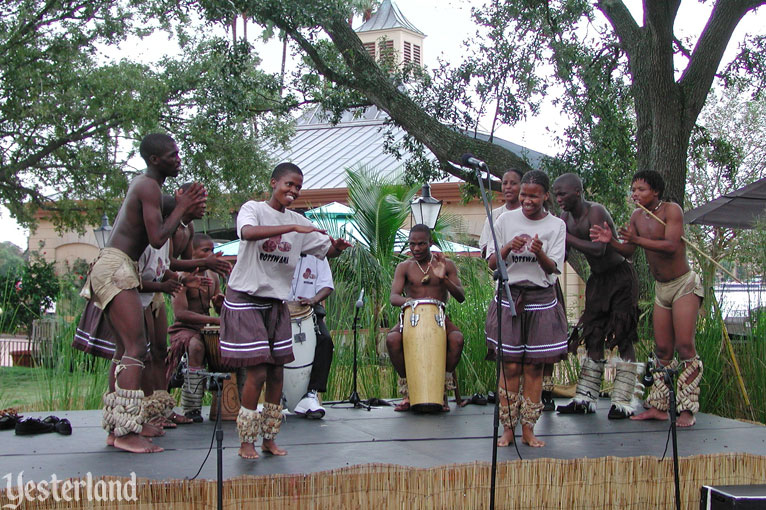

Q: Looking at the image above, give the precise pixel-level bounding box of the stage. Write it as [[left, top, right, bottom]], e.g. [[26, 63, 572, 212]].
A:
[[1, 397, 765, 509]]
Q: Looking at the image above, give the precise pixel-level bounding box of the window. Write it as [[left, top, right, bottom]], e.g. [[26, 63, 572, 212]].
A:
[[404, 41, 412, 63], [363, 42, 375, 59], [413, 44, 421, 65]]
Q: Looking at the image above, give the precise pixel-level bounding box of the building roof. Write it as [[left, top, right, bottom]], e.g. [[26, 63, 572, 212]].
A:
[[268, 105, 548, 192], [356, 0, 425, 36]]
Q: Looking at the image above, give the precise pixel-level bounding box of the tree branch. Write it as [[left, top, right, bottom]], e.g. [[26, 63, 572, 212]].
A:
[[596, 0, 641, 56], [680, 0, 766, 125]]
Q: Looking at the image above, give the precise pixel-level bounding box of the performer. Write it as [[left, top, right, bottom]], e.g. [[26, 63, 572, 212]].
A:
[[552, 174, 642, 419], [288, 254, 335, 419], [220, 162, 351, 459], [590, 170, 703, 427], [78, 133, 206, 453], [165, 233, 224, 423], [386, 224, 466, 412], [486, 170, 568, 448], [479, 168, 522, 257], [479, 168, 557, 411]]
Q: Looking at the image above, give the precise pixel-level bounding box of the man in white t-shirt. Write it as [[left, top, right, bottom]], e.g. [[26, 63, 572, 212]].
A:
[[288, 254, 335, 419]]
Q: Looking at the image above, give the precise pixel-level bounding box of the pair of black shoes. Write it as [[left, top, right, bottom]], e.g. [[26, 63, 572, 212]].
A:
[[15, 415, 71, 436]]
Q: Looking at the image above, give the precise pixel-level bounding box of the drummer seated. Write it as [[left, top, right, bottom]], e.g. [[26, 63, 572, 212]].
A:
[[386, 225, 466, 412], [166, 234, 224, 423]]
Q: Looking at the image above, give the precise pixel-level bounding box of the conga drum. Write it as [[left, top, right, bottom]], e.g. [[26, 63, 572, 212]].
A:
[[282, 303, 317, 412], [401, 299, 447, 413], [201, 325, 241, 421]]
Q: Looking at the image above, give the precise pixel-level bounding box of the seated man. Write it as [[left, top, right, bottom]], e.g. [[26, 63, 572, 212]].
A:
[[386, 224, 465, 412], [288, 254, 336, 419], [165, 233, 224, 422]]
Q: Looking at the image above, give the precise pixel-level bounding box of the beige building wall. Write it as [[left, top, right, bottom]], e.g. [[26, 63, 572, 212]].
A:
[[28, 218, 101, 274]]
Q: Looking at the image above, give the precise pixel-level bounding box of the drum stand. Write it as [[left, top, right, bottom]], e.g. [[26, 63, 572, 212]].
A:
[[453, 158, 518, 510]]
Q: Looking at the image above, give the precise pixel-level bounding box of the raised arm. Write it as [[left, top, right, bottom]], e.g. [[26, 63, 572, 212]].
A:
[[240, 223, 324, 241], [623, 203, 685, 255], [431, 253, 465, 303], [566, 205, 613, 257], [142, 182, 206, 249], [590, 215, 638, 258]]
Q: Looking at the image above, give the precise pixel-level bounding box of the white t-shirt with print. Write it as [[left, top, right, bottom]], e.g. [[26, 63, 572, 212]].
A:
[[227, 201, 331, 300], [485, 208, 566, 288], [138, 241, 170, 308], [479, 205, 517, 252], [288, 255, 334, 301]]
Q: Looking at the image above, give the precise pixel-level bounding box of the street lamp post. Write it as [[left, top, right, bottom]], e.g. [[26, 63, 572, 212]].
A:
[[93, 213, 112, 249], [410, 183, 442, 229]]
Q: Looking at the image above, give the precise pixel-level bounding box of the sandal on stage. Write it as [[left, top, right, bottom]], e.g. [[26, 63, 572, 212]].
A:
[[169, 411, 193, 424], [468, 393, 488, 406], [184, 409, 204, 423], [0, 409, 21, 430]]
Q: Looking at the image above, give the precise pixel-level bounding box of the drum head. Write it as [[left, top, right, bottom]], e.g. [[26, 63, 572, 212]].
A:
[[288, 302, 313, 320], [201, 324, 220, 335]]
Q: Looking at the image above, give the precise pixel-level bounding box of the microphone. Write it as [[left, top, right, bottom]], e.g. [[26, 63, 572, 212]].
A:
[[461, 153, 487, 169], [355, 288, 365, 309]]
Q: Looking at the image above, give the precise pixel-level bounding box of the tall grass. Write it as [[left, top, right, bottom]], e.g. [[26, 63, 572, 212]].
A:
[[34, 316, 110, 411]]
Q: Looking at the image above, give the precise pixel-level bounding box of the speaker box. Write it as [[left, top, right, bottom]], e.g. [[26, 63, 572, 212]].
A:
[[700, 485, 766, 509]]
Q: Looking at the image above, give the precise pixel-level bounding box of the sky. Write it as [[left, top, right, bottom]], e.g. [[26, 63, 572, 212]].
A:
[[2, 0, 763, 250]]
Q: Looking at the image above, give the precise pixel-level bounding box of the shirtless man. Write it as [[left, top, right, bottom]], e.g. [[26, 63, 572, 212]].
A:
[[166, 233, 224, 422], [590, 170, 703, 427], [386, 224, 466, 412], [80, 133, 206, 452], [552, 174, 642, 419]]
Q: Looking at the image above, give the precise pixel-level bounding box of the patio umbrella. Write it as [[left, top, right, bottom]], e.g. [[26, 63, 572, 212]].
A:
[[684, 177, 766, 229]]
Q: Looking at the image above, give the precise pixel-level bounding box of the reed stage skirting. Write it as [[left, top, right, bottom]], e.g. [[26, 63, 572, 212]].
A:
[[3, 452, 765, 509]]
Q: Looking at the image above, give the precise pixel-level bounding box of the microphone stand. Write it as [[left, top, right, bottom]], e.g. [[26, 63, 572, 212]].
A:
[[453, 160, 518, 510], [209, 376, 225, 510], [183, 356, 230, 510], [333, 290, 371, 410], [663, 367, 681, 510]]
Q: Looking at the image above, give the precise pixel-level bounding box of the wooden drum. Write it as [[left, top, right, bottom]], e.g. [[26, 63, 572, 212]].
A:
[[201, 325, 240, 420], [401, 299, 447, 413]]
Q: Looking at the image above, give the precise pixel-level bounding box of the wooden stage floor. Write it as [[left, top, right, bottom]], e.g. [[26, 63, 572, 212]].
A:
[[1, 397, 764, 483]]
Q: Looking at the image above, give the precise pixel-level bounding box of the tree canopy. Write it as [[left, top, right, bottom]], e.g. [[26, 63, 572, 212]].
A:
[[1, 0, 290, 232], [196, 0, 764, 210]]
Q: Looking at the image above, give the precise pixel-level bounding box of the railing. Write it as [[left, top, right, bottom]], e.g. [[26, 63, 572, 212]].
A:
[[0, 318, 60, 367]]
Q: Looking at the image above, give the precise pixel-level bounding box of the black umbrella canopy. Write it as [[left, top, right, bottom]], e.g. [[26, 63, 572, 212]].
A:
[[685, 177, 766, 229]]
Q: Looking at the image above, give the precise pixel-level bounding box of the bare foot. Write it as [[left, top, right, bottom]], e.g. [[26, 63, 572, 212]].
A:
[[394, 398, 410, 412], [261, 439, 287, 456], [141, 422, 165, 437], [113, 433, 163, 453], [677, 411, 696, 427], [169, 412, 193, 425], [106, 433, 114, 446], [148, 416, 176, 429], [442, 397, 450, 412], [631, 407, 668, 421], [497, 427, 515, 447], [521, 425, 545, 448], [238, 442, 259, 459]]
